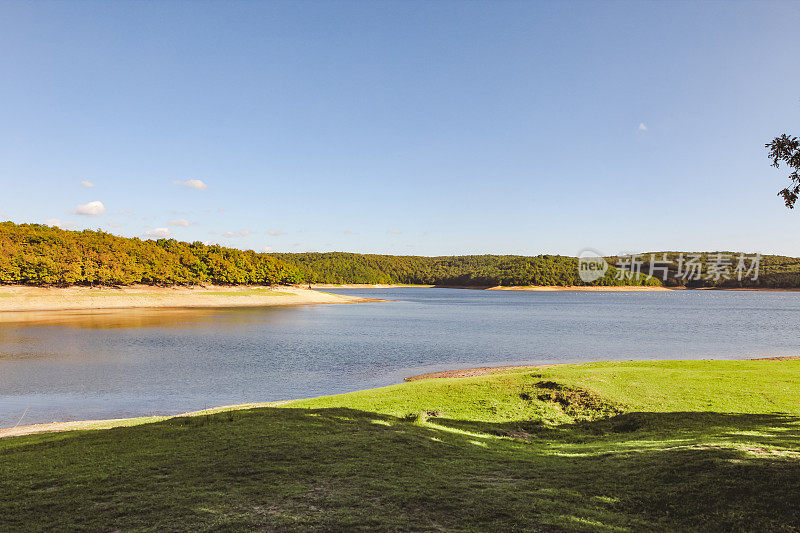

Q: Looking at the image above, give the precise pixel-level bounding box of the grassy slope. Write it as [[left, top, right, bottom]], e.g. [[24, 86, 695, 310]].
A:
[[2, 360, 800, 532]]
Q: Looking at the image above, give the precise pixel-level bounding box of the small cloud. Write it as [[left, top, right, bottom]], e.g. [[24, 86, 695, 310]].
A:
[[75, 201, 106, 216], [144, 227, 171, 238], [388, 229, 402, 235], [107, 221, 122, 228], [343, 230, 354, 235], [638, 123, 647, 131], [46, 218, 61, 226], [267, 230, 285, 236], [260, 246, 273, 252], [173, 179, 207, 191], [80, 180, 94, 188], [218, 207, 226, 212], [169, 219, 191, 227], [118, 209, 133, 215], [222, 229, 252, 238]]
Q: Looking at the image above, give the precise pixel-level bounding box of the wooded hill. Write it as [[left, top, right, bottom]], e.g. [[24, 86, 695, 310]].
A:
[[271, 252, 660, 287], [1, 222, 798, 288], [0, 222, 302, 286]]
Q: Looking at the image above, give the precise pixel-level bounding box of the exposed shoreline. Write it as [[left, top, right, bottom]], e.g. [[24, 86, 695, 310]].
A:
[[0, 285, 376, 319], [486, 285, 671, 291], [315, 284, 800, 292], [313, 284, 670, 291]]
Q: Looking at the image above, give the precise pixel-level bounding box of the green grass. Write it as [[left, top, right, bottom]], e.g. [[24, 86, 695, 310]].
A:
[[2, 360, 800, 531]]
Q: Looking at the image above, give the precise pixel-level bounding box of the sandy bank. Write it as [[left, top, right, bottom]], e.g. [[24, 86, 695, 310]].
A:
[[312, 284, 671, 291], [310, 284, 433, 289], [0, 401, 290, 439], [487, 285, 672, 291], [404, 365, 546, 381], [0, 285, 377, 318]]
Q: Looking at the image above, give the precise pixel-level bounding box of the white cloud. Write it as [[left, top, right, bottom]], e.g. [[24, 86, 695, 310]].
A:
[[75, 201, 106, 216], [261, 246, 273, 252], [80, 180, 94, 188], [144, 227, 171, 238], [267, 230, 285, 236], [221, 229, 252, 238], [388, 229, 402, 235], [638, 123, 647, 131], [173, 179, 207, 191], [343, 230, 354, 235], [107, 222, 122, 228], [46, 218, 61, 226], [169, 219, 191, 227]]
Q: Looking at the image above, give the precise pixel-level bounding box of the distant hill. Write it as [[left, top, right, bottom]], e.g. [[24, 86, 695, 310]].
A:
[[605, 252, 800, 289], [0, 222, 302, 286], [1, 221, 796, 288], [270, 252, 660, 287]]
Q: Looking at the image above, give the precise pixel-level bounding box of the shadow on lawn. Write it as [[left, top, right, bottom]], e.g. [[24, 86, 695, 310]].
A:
[[3, 407, 800, 531], [165, 406, 800, 530], [427, 410, 800, 449]]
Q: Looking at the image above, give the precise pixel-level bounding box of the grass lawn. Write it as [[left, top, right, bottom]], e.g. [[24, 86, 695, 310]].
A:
[[2, 360, 800, 531]]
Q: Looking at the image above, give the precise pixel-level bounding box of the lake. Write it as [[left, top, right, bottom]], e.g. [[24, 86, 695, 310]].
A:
[[1, 288, 798, 427]]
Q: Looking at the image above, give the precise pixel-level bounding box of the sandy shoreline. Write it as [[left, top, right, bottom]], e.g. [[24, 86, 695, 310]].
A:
[[487, 285, 672, 291], [313, 284, 671, 291], [0, 285, 376, 319], [310, 283, 433, 289], [313, 284, 800, 292]]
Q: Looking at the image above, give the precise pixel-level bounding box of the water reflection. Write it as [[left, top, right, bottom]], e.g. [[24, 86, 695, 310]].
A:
[[1, 288, 799, 427]]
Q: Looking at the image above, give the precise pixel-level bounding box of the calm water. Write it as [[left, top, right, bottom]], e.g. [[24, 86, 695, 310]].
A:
[[1, 288, 799, 427]]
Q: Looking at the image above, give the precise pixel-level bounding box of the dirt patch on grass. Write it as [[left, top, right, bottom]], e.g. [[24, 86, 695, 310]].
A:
[[750, 356, 800, 361], [530, 380, 623, 419], [405, 365, 551, 382]]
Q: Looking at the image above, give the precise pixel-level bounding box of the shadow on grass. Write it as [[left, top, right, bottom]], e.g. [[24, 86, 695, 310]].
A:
[[429, 411, 800, 448], [2, 407, 800, 531]]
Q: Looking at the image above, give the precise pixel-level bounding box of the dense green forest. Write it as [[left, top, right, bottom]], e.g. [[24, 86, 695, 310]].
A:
[[606, 252, 800, 288], [1, 221, 798, 288], [0, 222, 302, 285], [271, 252, 660, 287]]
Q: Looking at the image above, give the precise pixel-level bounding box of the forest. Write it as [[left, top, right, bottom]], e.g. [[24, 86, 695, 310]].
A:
[[1, 222, 799, 288], [0, 222, 302, 286], [271, 252, 660, 287]]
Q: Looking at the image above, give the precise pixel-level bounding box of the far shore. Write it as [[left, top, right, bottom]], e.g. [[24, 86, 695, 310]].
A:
[[314, 283, 800, 292], [0, 284, 376, 319], [312, 283, 670, 291], [310, 283, 434, 289], [487, 285, 671, 291]]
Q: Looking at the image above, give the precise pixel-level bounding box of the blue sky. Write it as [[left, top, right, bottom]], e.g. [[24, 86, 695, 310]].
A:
[[1, 1, 799, 256]]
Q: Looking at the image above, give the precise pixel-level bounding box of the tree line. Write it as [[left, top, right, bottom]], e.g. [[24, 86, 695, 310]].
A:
[[271, 252, 661, 287], [3, 222, 799, 288], [0, 222, 302, 286]]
